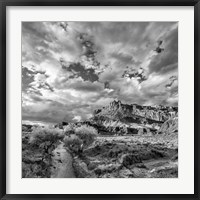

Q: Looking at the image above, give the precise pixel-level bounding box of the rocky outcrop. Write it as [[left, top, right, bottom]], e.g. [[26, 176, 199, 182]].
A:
[[158, 117, 178, 134], [73, 135, 178, 178], [90, 100, 178, 135], [73, 157, 96, 178], [92, 100, 177, 126], [54, 100, 178, 136]]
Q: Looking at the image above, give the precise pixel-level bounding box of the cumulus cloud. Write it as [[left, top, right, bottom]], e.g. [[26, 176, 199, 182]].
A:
[[148, 25, 178, 74], [73, 116, 82, 122], [122, 67, 147, 84], [165, 76, 178, 89], [22, 22, 178, 123]]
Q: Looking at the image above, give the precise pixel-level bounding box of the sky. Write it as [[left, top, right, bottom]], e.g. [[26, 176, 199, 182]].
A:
[[22, 22, 178, 124]]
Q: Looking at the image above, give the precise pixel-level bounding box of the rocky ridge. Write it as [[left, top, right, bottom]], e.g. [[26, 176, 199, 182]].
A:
[[54, 100, 178, 136], [93, 100, 177, 123], [89, 100, 178, 135]]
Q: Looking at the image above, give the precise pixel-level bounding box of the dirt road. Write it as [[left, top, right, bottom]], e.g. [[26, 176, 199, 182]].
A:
[[51, 143, 76, 178]]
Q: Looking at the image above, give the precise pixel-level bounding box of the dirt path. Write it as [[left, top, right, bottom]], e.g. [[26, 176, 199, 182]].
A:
[[51, 143, 76, 178]]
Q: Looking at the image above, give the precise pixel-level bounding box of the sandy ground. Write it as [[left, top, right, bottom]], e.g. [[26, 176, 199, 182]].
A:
[[51, 143, 76, 178]]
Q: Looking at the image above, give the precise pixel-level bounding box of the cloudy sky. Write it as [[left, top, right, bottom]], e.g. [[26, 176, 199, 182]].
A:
[[22, 22, 178, 124]]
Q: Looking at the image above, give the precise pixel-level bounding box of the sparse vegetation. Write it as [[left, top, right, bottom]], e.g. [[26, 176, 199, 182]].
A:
[[22, 124, 178, 178], [22, 127, 64, 178], [29, 127, 64, 147], [74, 134, 178, 178], [75, 125, 98, 147], [63, 125, 98, 154], [64, 134, 83, 153], [22, 102, 178, 178], [64, 124, 76, 135]]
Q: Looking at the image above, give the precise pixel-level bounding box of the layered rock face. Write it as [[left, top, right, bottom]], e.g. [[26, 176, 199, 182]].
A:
[[93, 100, 177, 123], [91, 100, 178, 135], [158, 117, 178, 134], [54, 100, 178, 136]]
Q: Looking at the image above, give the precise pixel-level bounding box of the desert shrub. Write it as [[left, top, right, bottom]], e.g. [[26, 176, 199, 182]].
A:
[[152, 166, 178, 178], [30, 127, 64, 151], [22, 162, 36, 178], [63, 125, 97, 155], [120, 154, 142, 167], [22, 124, 33, 132], [64, 124, 76, 136], [22, 133, 30, 150], [22, 127, 64, 178], [63, 134, 83, 153], [75, 125, 98, 147], [107, 150, 119, 158]]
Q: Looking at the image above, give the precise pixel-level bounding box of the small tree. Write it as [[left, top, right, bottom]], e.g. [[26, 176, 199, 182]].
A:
[[22, 127, 64, 178], [75, 125, 98, 148], [63, 134, 83, 154], [30, 127, 64, 155], [63, 125, 98, 155], [29, 127, 64, 168]]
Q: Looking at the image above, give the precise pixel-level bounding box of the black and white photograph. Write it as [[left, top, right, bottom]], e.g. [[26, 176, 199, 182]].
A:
[[22, 22, 178, 178]]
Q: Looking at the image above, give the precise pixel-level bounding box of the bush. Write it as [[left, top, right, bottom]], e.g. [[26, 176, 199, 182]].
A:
[[64, 134, 83, 153], [64, 124, 75, 136], [29, 127, 64, 166], [30, 127, 64, 151], [22, 124, 33, 132], [63, 125, 98, 154], [75, 125, 98, 147], [22, 127, 64, 178]]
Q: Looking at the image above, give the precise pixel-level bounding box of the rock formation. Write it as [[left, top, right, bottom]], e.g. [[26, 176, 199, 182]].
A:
[[90, 100, 178, 135], [158, 117, 178, 134]]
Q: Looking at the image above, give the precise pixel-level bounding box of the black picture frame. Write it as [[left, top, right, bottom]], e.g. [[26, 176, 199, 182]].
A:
[[0, 0, 199, 199]]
